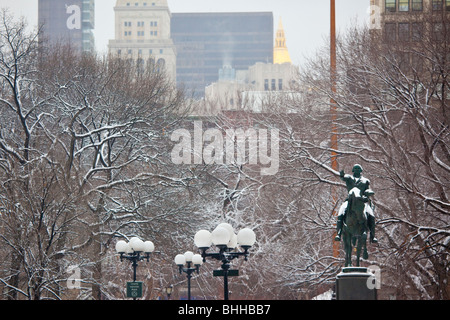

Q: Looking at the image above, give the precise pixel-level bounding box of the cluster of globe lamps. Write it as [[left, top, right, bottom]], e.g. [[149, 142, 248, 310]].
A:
[[114, 223, 256, 299], [176, 223, 256, 300]]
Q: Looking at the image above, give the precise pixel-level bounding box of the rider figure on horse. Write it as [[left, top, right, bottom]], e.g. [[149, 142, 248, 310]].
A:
[[334, 164, 378, 243]]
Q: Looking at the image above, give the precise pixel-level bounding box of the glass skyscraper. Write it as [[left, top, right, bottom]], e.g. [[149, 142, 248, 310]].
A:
[[38, 0, 95, 53], [171, 12, 273, 97]]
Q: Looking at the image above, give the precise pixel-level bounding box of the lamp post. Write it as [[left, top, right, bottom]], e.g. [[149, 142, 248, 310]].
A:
[[115, 237, 155, 299], [194, 223, 256, 300], [174, 251, 203, 300]]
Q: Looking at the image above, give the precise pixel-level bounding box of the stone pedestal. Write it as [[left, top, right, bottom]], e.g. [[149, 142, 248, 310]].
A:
[[336, 267, 377, 300]]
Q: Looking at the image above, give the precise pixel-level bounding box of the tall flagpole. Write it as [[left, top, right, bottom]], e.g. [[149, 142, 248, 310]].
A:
[[330, 0, 339, 258]]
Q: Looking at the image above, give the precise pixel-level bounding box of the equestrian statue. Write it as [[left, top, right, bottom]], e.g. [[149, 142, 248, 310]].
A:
[[334, 164, 378, 267]]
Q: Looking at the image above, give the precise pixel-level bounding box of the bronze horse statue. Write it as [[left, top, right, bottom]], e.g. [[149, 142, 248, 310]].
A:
[[342, 187, 369, 267]]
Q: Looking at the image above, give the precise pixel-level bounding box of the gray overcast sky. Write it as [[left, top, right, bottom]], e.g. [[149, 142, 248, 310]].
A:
[[0, 0, 371, 66]]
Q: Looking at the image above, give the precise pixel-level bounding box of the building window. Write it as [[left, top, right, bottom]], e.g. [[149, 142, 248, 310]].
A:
[[138, 31, 144, 36], [398, 23, 410, 41], [432, 0, 443, 10], [411, 53, 423, 72], [278, 79, 283, 90], [412, 0, 423, 11], [385, 23, 397, 42], [433, 23, 443, 40], [411, 23, 423, 41], [398, 52, 410, 72], [157, 58, 166, 72], [137, 58, 144, 74], [399, 0, 409, 11], [271, 79, 276, 91], [264, 79, 269, 91], [137, 21, 145, 27], [386, 0, 397, 12]]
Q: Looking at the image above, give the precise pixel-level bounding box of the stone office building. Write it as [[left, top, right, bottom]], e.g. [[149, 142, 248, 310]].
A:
[[108, 0, 177, 82]]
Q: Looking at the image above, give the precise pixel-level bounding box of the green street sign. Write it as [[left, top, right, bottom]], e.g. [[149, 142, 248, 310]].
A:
[[213, 269, 239, 277], [127, 281, 143, 298]]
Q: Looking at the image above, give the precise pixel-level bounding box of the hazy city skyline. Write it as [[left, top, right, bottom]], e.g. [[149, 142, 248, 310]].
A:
[[0, 0, 370, 66]]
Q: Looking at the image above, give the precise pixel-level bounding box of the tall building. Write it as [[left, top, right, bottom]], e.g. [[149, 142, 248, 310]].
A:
[[38, 0, 95, 53], [370, 0, 450, 76], [171, 12, 274, 97], [371, 0, 450, 39], [108, 0, 177, 82], [273, 18, 292, 65]]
